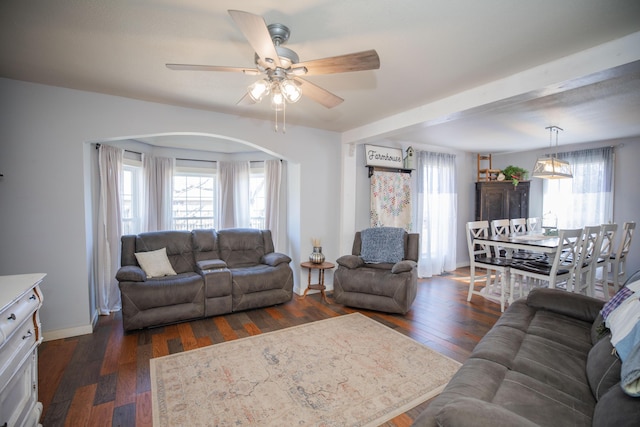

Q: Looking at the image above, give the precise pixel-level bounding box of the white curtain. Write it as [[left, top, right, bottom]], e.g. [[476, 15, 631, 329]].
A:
[[543, 147, 614, 228], [414, 151, 457, 278], [143, 155, 174, 231], [96, 145, 123, 314], [218, 161, 250, 229], [265, 159, 283, 247]]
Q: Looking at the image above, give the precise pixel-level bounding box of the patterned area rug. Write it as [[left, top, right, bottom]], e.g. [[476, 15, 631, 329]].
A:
[[150, 313, 460, 426]]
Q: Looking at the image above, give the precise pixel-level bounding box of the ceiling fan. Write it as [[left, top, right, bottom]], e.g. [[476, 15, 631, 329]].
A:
[[166, 10, 380, 112]]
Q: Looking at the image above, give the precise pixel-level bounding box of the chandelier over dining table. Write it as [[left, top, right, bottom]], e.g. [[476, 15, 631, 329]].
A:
[[532, 126, 573, 179]]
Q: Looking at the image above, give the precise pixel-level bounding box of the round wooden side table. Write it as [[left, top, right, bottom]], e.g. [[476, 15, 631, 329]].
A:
[[300, 261, 335, 302]]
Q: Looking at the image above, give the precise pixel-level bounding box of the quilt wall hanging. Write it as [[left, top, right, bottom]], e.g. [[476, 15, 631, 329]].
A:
[[370, 170, 412, 231]]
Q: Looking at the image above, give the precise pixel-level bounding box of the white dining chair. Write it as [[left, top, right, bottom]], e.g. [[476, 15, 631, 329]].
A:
[[588, 223, 617, 299], [491, 219, 510, 257], [466, 221, 511, 312], [491, 219, 510, 237], [606, 221, 636, 298], [527, 217, 541, 233], [573, 225, 600, 296], [510, 218, 527, 234], [509, 228, 583, 299]]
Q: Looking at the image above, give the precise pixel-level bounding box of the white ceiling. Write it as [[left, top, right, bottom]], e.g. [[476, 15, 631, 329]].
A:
[[2, 0, 640, 153]]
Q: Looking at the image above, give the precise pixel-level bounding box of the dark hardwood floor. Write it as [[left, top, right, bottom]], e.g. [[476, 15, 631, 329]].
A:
[[38, 267, 501, 427]]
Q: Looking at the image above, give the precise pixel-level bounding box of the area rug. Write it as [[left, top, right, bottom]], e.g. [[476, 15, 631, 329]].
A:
[[150, 313, 460, 427]]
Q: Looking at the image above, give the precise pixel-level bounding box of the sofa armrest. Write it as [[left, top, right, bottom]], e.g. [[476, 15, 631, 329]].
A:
[[197, 259, 227, 271], [336, 255, 364, 269], [434, 397, 539, 427], [116, 265, 146, 282], [261, 252, 291, 267], [527, 288, 604, 323], [391, 260, 417, 274]]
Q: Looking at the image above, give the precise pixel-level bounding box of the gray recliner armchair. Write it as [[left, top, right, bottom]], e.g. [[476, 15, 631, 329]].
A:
[[333, 228, 419, 314]]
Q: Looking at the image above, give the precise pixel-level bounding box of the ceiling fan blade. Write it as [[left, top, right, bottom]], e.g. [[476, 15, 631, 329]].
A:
[[294, 78, 343, 108], [295, 50, 380, 75], [166, 64, 259, 75], [228, 10, 282, 69]]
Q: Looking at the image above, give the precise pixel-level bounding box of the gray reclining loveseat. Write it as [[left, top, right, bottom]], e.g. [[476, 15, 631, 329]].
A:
[[116, 228, 293, 331]]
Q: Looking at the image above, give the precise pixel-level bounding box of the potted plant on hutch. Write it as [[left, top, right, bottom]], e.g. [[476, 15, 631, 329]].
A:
[[501, 165, 528, 186]]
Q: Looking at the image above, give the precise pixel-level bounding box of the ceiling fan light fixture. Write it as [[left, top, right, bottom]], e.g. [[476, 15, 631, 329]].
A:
[[532, 126, 573, 179], [248, 79, 270, 102], [270, 88, 285, 111], [281, 79, 302, 103]]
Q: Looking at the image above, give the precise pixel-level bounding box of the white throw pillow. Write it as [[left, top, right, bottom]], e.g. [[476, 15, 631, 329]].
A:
[[134, 247, 177, 278]]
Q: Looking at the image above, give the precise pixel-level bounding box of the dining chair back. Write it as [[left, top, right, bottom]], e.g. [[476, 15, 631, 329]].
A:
[[589, 223, 617, 299], [466, 221, 511, 312], [527, 217, 541, 233], [510, 218, 527, 234], [608, 221, 636, 297], [491, 219, 510, 257], [573, 225, 601, 296], [491, 219, 510, 236], [509, 228, 583, 296]]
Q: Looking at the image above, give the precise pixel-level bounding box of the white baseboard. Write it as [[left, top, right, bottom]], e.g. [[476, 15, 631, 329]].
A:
[[42, 323, 94, 341]]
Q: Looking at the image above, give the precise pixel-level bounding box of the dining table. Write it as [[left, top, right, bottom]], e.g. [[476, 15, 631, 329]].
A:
[[474, 232, 562, 258], [473, 231, 564, 304]]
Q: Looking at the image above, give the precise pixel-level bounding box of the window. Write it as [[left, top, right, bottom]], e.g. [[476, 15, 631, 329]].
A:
[[542, 147, 614, 228], [121, 160, 142, 235], [249, 162, 266, 229], [172, 167, 217, 230]]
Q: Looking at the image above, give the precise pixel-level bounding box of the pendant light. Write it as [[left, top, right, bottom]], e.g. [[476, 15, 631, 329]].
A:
[[532, 126, 573, 179]]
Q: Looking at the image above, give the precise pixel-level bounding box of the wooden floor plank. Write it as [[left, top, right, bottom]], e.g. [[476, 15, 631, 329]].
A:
[[38, 269, 501, 426], [89, 401, 114, 427], [64, 383, 96, 427]]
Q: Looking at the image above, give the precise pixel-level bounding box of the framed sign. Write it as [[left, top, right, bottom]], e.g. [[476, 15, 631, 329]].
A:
[[364, 145, 404, 168]]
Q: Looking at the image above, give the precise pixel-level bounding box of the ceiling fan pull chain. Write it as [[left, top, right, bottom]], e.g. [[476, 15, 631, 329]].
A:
[[274, 107, 278, 132], [283, 100, 287, 133]]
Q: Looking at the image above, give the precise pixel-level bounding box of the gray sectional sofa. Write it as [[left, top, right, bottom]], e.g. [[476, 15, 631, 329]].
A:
[[116, 228, 293, 331], [412, 286, 640, 426]]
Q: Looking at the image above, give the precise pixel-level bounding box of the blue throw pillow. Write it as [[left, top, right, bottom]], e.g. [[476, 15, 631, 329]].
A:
[[360, 227, 405, 264]]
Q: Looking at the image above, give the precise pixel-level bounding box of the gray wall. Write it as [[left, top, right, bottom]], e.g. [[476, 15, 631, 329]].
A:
[[0, 78, 341, 339]]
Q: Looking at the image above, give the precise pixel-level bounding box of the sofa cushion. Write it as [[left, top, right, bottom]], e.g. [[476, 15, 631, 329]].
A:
[[587, 334, 622, 400], [134, 247, 177, 278], [593, 382, 640, 427], [135, 230, 195, 274], [491, 369, 593, 426], [218, 228, 265, 268], [436, 397, 539, 427], [192, 228, 221, 262], [360, 227, 405, 264]]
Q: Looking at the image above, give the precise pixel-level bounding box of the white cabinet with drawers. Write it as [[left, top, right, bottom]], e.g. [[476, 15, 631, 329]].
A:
[[0, 274, 45, 427]]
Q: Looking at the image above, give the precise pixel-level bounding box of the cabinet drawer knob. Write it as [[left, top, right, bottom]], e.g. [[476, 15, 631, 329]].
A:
[[22, 330, 33, 340], [29, 294, 37, 301], [7, 313, 16, 321]]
